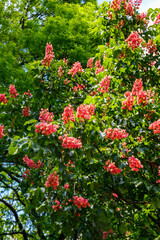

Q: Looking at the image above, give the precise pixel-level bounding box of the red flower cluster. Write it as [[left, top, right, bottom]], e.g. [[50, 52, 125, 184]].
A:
[[132, 78, 143, 96], [22, 169, 30, 180], [137, 90, 147, 105], [76, 104, 95, 120], [24, 90, 31, 97], [68, 61, 83, 77], [23, 155, 43, 169], [52, 200, 61, 211], [41, 42, 55, 67], [128, 155, 143, 171], [104, 160, 122, 175], [98, 75, 111, 93], [125, 31, 143, 50], [62, 105, 75, 124], [39, 108, 54, 123], [73, 196, 90, 209], [22, 106, 30, 117], [65, 160, 75, 168], [133, 0, 142, 9], [73, 83, 85, 92], [87, 57, 93, 68], [0, 94, 8, 104], [104, 128, 128, 140], [64, 183, 69, 190], [110, 0, 121, 11], [122, 95, 134, 111], [62, 136, 82, 149], [143, 39, 157, 55], [125, 0, 134, 16], [149, 119, 160, 134], [58, 65, 64, 77], [0, 125, 4, 138], [45, 172, 59, 190], [35, 122, 58, 135], [9, 84, 19, 98], [103, 229, 113, 240], [154, 13, 160, 25]]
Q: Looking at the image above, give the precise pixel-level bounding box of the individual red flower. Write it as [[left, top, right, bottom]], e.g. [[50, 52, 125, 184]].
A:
[[22, 107, 30, 117], [9, 84, 19, 98], [73, 196, 90, 209], [62, 105, 75, 124], [45, 172, 59, 190], [0, 94, 8, 104], [128, 155, 143, 171], [41, 42, 55, 67]]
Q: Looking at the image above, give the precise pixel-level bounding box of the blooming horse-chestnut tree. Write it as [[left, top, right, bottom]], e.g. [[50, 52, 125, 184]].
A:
[[0, 1, 160, 239]]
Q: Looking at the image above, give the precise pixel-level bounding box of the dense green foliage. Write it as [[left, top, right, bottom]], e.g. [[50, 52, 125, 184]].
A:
[[0, 0, 160, 239]]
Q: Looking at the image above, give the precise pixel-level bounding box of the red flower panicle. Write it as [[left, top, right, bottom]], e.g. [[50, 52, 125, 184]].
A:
[[133, 0, 142, 9], [98, 75, 111, 93], [128, 155, 143, 171], [39, 108, 54, 123], [64, 183, 69, 190], [73, 196, 90, 209], [62, 105, 75, 124], [132, 78, 143, 96], [9, 84, 19, 98], [149, 119, 160, 134], [52, 200, 61, 211], [137, 90, 147, 105], [22, 169, 30, 180], [104, 161, 122, 175], [68, 61, 83, 77], [125, 31, 143, 50], [125, 0, 134, 16], [22, 107, 30, 117], [24, 90, 32, 97], [45, 172, 59, 190], [41, 42, 55, 67], [35, 122, 58, 135], [58, 65, 64, 77], [104, 128, 128, 140], [87, 57, 93, 68], [62, 136, 82, 149], [110, 0, 121, 11], [154, 13, 160, 25], [76, 104, 95, 121], [23, 155, 43, 169], [0, 125, 4, 138], [0, 94, 8, 104], [122, 95, 134, 111]]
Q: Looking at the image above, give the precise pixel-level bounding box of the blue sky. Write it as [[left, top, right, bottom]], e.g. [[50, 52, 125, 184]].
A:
[[98, 0, 160, 12]]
